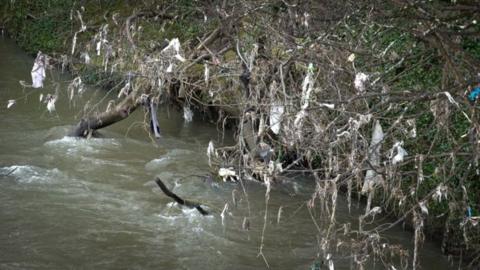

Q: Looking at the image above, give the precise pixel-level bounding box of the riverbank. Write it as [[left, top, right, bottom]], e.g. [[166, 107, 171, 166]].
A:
[[2, 1, 479, 268]]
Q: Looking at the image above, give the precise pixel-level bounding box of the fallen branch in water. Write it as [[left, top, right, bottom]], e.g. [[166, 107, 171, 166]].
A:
[[155, 178, 209, 216], [0, 167, 17, 177]]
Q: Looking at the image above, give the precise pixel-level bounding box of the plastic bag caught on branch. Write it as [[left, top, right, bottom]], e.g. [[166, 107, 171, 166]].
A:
[[206, 141, 217, 167], [7, 100, 15, 109], [362, 120, 384, 193], [31, 51, 46, 88], [269, 102, 284, 135], [162, 38, 186, 62], [183, 105, 193, 123], [390, 141, 408, 165], [68, 77, 84, 101], [354, 72, 369, 93], [204, 63, 209, 85], [45, 94, 57, 113], [95, 24, 109, 56], [300, 63, 314, 110], [80, 52, 91, 64]]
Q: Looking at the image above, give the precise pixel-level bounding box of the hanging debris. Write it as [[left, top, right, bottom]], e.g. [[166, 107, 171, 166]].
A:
[[291, 63, 315, 140], [80, 52, 91, 64], [148, 99, 161, 139], [301, 63, 315, 110], [407, 119, 417, 138], [442, 91, 459, 107], [293, 109, 307, 140], [45, 94, 57, 113], [103, 43, 113, 72], [166, 63, 173, 73], [207, 141, 217, 167], [432, 184, 448, 203], [117, 76, 131, 98], [302, 12, 310, 28], [68, 77, 84, 101], [218, 167, 237, 182], [183, 105, 193, 123], [162, 38, 186, 62], [257, 142, 274, 165], [362, 120, 384, 193], [269, 102, 284, 135], [347, 53, 356, 62], [416, 154, 424, 185], [105, 100, 115, 112], [327, 254, 334, 270], [390, 141, 408, 165], [354, 72, 369, 92], [267, 160, 283, 176], [468, 85, 480, 101], [71, 10, 87, 55], [162, 38, 180, 53], [60, 55, 68, 73], [204, 63, 209, 85], [419, 201, 429, 215], [257, 114, 265, 137], [31, 51, 46, 88], [319, 103, 335, 109], [96, 40, 102, 56], [7, 99, 16, 109], [220, 203, 229, 226], [95, 24, 109, 56]]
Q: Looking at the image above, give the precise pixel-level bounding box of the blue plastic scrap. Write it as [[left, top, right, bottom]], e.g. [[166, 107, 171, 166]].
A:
[[468, 86, 480, 101], [467, 206, 473, 218]]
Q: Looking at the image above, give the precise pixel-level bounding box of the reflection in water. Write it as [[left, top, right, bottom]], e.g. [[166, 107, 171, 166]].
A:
[[0, 38, 453, 269]]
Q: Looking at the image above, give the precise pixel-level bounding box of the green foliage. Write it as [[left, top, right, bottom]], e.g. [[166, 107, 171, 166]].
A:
[[463, 36, 480, 60], [6, 0, 74, 54], [348, 7, 480, 245]]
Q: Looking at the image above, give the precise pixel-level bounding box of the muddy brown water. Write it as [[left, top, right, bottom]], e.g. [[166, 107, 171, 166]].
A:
[[0, 37, 454, 269]]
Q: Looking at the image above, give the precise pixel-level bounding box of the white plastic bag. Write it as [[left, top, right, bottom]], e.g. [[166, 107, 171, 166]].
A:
[[31, 52, 46, 88]]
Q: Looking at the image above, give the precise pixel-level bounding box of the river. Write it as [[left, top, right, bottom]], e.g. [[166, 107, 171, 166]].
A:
[[0, 37, 454, 269]]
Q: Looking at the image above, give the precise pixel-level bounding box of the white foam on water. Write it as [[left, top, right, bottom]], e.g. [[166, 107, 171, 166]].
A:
[[44, 136, 120, 155], [142, 180, 158, 189], [166, 202, 177, 207], [191, 226, 204, 233], [0, 165, 65, 184], [79, 156, 127, 168], [144, 156, 172, 171], [167, 148, 195, 157], [157, 214, 181, 221], [145, 148, 197, 170]]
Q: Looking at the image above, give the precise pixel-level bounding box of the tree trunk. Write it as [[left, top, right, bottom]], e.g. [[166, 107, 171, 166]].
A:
[[69, 93, 140, 137]]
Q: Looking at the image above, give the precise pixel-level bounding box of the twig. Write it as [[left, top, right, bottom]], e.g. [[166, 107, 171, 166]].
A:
[[155, 178, 209, 216], [1, 167, 17, 177]]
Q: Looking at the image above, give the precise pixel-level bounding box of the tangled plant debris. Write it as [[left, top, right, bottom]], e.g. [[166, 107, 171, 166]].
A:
[[3, 0, 480, 268]]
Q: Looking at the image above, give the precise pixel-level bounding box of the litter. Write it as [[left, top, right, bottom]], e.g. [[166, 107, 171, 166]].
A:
[[7, 100, 16, 109], [468, 86, 480, 101], [354, 72, 369, 92], [31, 51, 46, 88]]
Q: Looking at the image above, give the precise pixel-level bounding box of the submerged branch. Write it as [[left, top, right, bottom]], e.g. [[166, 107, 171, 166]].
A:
[[155, 178, 209, 216], [0, 167, 17, 177]]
